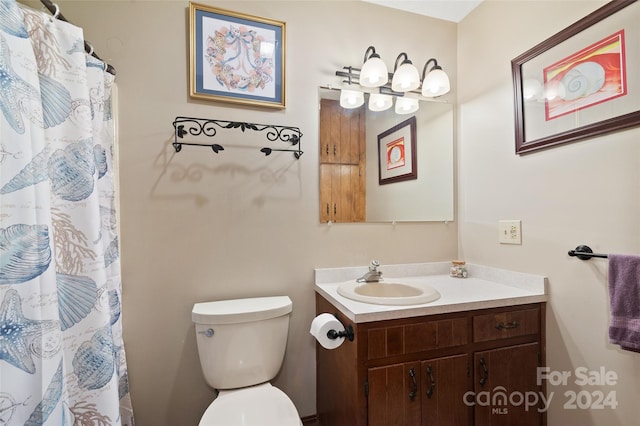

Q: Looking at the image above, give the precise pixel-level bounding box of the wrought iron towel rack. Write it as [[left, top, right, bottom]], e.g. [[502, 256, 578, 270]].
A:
[[568, 245, 608, 260], [172, 116, 303, 159]]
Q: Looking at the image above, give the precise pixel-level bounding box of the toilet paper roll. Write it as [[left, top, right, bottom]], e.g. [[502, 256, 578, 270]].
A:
[[310, 313, 345, 350]]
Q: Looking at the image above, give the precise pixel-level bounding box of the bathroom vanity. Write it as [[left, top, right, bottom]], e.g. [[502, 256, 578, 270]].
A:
[[314, 263, 548, 426]]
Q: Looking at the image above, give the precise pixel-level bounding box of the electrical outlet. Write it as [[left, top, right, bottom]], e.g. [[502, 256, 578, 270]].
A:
[[499, 220, 522, 245]]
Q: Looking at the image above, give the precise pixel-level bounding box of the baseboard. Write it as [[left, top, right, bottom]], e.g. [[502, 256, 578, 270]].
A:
[[301, 414, 318, 425]]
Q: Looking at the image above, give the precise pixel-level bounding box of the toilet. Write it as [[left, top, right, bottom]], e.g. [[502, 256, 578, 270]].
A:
[[192, 296, 302, 426]]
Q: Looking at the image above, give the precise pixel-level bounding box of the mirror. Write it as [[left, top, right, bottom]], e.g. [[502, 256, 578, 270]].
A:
[[318, 87, 454, 222]]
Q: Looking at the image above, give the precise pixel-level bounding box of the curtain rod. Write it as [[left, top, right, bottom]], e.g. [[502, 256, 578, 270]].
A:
[[39, 0, 116, 75]]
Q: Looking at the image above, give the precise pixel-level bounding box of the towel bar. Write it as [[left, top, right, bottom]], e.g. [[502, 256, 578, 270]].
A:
[[568, 245, 608, 260]]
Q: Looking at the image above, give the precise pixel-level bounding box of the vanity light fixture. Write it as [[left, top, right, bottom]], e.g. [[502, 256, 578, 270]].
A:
[[368, 93, 393, 112], [335, 47, 450, 98], [421, 58, 451, 97], [359, 46, 389, 88], [391, 52, 420, 93], [333, 47, 451, 114]]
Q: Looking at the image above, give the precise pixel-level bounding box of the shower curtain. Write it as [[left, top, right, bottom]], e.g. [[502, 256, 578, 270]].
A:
[[0, 1, 134, 424]]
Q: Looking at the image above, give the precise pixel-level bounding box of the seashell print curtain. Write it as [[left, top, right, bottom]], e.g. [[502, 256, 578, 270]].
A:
[[0, 1, 134, 424]]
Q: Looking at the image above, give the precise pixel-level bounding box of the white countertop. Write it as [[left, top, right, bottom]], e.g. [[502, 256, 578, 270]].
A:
[[314, 262, 548, 323]]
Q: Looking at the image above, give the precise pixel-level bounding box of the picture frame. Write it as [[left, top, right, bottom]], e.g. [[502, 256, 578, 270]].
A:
[[377, 116, 417, 185], [189, 2, 286, 109], [511, 0, 640, 154]]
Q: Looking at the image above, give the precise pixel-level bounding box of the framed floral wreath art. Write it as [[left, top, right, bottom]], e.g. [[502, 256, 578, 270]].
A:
[[189, 2, 286, 109]]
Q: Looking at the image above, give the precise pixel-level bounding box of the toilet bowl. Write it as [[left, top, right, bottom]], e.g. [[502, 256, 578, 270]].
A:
[[199, 383, 301, 426], [192, 296, 301, 426]]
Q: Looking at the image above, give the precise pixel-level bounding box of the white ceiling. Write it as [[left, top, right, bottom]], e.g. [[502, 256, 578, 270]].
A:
[[362, 0, 483, 23]]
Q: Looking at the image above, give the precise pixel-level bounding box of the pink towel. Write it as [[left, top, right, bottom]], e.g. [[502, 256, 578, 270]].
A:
[[608, 254, 640, 352]]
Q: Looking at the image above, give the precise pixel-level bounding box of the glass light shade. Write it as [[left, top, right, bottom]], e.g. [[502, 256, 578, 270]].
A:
[[544, 80, 566, 100], [395, 97, 419, 114], [391, 63, 420, 92], [522, 78, 543, 101], [368, 93, 393, 112], [421, 69, 450, 97], [260, 41, 275, 59], [360, 57, 388, 88], [340, 89, 364, 109]]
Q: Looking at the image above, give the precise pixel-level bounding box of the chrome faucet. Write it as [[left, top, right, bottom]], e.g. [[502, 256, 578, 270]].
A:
[[357, 260, 383, 283]]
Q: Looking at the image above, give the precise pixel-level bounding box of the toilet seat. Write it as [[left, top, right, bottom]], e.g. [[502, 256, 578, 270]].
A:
[[199, 383, 301, 426]]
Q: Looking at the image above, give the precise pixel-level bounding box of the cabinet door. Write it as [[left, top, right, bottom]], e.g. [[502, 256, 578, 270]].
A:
[[319, 163, 364, 223], [319, 98, 364, 165], [474, 343, 542, 426], [368, 362, 421, 426], [421, 354, 471, 426]]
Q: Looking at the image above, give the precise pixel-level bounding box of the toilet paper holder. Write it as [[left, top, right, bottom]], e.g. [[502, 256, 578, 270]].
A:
[[327, 315, 354, 342]]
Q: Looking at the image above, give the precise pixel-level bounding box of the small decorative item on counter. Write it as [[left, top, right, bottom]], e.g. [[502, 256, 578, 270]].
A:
[[450, 260, 467, 278]]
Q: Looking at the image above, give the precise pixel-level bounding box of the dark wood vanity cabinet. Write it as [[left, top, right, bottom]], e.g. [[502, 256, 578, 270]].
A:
[[315, 294, 546, 426], [473, 343, 541, 426], [367, 354, 471, 426]]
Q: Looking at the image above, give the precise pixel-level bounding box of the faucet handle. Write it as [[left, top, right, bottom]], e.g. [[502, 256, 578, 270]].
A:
[[370, 260, 380, 271]]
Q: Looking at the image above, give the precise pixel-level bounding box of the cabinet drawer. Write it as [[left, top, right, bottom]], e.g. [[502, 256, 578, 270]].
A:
[[368, 317, 468, 360], [473, 308, 540, 342]]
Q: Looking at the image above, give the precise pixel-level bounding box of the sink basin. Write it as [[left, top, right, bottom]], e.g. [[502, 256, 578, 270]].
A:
[[337, 280, 441, 305]]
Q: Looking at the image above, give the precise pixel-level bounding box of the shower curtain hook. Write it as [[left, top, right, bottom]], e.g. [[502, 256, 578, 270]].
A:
[[51, 3, 60, 20]]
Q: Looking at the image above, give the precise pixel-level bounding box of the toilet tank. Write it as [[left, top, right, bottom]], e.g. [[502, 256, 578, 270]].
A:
[[192, 296, 292, 390]]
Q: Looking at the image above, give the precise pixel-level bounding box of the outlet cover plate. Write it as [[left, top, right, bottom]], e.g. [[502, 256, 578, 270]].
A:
[[499, 220, 522, 245]]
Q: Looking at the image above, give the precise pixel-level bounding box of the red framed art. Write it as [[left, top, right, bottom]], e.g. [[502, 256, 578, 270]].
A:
[[512, 0, 640, 154], [377, 116, 417, 185]]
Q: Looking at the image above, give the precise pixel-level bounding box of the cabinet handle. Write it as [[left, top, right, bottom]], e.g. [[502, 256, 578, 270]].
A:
[[495, 320, 520, 330], [326, 203, 329, 216], [333, 203, 337, 215], [426, 364, 435, 399], [333, 144, 337, 156], [409, 368, 417, 401], [479, 357, 489, 387], [325, 144, 329, 155]]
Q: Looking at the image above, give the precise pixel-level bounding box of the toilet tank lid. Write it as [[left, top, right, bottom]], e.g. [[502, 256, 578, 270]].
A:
[[192, 296, 292, 325]]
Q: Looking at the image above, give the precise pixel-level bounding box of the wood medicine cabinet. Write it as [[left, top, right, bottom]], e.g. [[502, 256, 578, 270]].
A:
[[319, 98, 365, 222]]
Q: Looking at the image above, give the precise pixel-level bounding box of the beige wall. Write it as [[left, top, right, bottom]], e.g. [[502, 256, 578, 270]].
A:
[[459, 1, 640, 425], [44, 1, 458, 424], [26, 0, 640, 424]]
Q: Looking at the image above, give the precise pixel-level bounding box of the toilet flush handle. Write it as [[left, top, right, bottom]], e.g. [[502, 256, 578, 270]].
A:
[[198, 328, 214, 337]]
